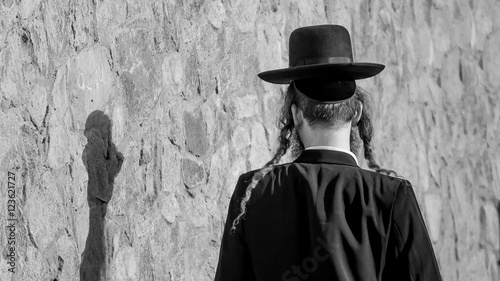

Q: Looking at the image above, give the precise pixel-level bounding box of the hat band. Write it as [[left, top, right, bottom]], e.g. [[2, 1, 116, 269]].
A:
[[291, 80, 354, 104], [291, 56, 352, 67]]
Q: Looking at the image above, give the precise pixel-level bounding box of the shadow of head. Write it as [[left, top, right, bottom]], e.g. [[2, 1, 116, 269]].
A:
[[82, 110, 124, 203]]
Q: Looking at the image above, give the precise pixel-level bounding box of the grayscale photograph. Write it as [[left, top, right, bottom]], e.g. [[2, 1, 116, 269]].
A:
[[0, 0, 498, 280]]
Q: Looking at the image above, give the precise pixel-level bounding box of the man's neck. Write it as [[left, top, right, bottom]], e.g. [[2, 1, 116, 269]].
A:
[[300, 125, 351, 151]]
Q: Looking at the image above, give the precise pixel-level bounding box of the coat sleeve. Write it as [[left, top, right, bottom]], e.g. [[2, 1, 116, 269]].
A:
[[214, 174, 257, 281], [382, 182, 443, 281]]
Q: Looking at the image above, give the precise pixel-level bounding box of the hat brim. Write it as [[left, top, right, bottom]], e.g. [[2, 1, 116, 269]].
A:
[[258, 63, 385, 84]]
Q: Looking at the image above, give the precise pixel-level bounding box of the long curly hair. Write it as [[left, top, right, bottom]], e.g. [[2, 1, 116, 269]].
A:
[[230, 83, 397, 233]]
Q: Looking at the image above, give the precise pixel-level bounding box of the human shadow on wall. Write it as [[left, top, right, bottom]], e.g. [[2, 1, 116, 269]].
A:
[[80, 110, 124, 281]]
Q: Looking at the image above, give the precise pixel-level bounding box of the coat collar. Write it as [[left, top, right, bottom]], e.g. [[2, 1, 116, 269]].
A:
[[293, 149, 359, 167]]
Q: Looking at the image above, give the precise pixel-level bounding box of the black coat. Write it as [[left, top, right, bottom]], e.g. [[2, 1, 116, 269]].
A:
[[215, 149, 442, 281]]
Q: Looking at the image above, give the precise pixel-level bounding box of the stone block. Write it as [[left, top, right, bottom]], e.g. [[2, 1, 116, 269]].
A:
[[441, 48, 464, 104], [249, 122, 271, 169], [230, 95, 259, 119], [55, 235, 78, 280], [471, 0, 494, 49], [207, 0, 227, 29], [205, 144, 230, 198], [461, 250, 488, 281], [181, 158, 206, 188], [47, 124, 71, 168], [494, 158, 500, 201], [162, 143, 182, 193], [231, 125, 250, 152], [424, 193, 442, 242], [96, 0, 128, 46], [114, 246, 138, 280], [25, 180, 64, 251], [184, 109, 209, 156], [27, 81, 48, 128], [159, 193, 180, 224], [486, 250, 499, 281], [231, 0, 259, 33], [480, 203, 500, 251], [162, 52, 185, 96], [483, 30, 500, 90]]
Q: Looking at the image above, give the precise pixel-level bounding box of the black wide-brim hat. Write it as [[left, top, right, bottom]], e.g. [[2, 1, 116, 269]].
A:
[[258, 25, 385, 84]]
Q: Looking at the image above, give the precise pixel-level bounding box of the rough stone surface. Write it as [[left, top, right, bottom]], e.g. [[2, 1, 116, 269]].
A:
[[184, 109, 209, 156], [0, 0, 499, 280]]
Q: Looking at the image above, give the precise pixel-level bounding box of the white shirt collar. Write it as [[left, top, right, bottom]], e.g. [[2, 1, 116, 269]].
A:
[[304, 146, 359, 165]]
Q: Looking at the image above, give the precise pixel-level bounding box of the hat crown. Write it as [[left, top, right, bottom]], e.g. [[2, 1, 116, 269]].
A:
[[289, 25, 353, 67], [257, 24, 384, 84]]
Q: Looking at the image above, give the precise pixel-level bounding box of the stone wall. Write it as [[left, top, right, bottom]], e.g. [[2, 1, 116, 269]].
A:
[[0, 0, 499, 280]]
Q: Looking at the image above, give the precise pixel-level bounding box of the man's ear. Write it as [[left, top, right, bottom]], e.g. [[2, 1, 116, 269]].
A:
[[351, 100, 363, 126], [291, 104, 303, 127]]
